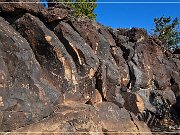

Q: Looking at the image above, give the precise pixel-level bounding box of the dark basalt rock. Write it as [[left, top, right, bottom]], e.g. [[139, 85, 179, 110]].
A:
[[0, 0, 43, 16], [173, 48, 180, 54], [173, 96, 180, 118], [0, 16, 59, 131], [0, 1, 180, 134]]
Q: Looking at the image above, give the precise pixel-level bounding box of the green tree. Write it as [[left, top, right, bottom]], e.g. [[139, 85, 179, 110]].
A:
[[153, 16, 180, 50], [55, 0, 97, 20]]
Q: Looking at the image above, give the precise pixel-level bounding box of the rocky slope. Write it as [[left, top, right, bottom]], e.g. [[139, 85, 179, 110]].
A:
[[0, 0, 180, 134]]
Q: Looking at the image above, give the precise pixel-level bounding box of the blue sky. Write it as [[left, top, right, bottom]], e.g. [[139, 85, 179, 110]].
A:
[[94, 0, 180, 32]]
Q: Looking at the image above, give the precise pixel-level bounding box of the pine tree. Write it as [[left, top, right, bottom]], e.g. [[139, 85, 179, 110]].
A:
[[73, 0, 97, 20], [153, 16, 180, 50], [54, 0, 97, 20]]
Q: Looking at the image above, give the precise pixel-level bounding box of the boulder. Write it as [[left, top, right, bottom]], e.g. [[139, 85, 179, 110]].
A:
[[8, 103, 151, 134]]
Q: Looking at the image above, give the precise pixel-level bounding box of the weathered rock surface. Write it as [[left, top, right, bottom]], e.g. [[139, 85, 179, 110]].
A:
[[0, 0, 180, 134]]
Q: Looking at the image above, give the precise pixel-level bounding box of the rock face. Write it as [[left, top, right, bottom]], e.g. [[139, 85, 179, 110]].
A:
[[0, 1, 180, 134]]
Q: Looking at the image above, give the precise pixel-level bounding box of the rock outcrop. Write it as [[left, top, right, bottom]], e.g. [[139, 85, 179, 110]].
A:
[[0, 0, 179, 134]]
